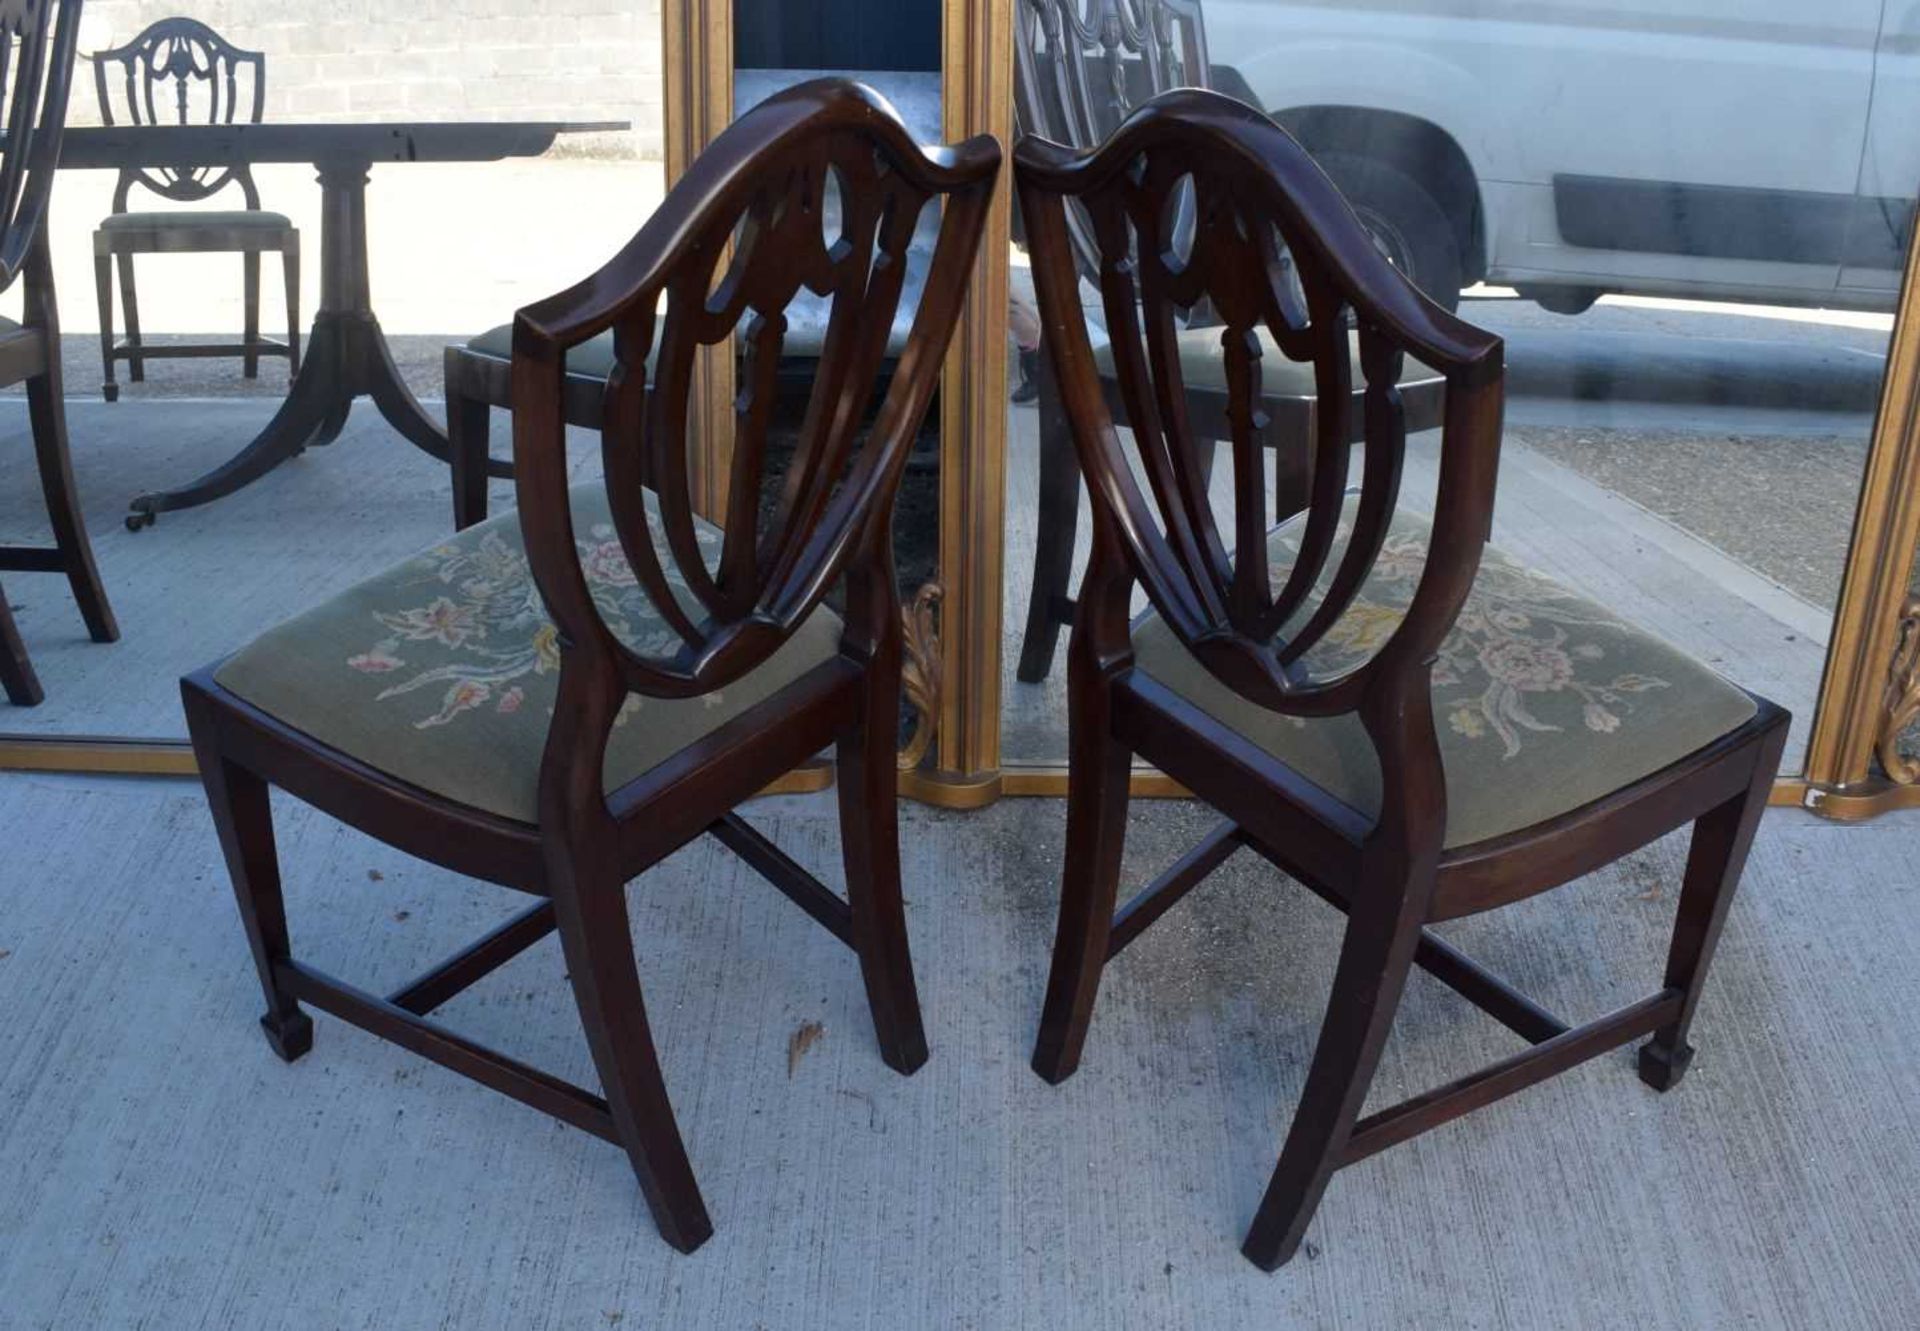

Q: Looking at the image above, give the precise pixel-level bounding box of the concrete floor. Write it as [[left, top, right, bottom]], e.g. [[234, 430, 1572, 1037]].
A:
[[0, 773, 1916, 1329]]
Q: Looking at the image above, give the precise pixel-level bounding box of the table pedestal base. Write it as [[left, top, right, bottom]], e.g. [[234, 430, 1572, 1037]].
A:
[[126, 308, 458, 529]]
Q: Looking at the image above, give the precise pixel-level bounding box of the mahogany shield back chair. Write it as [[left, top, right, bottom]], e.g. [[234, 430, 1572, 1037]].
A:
[[181, 80, 999, 1253], [91, 17, 300, 402], [0, 0, 119, 705], [1011, 0, 1448, 684], [1017, 89, 1788, 1270]]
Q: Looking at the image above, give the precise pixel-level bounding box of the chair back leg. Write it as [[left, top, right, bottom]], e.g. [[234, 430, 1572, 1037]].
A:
[[1639, 721, 1789, 1090], [1241, 877, 1431, 1270], [445, 353, 493, 531], [115, 253, 145, 380], [1016, 366, 1081, 684], [547, 859, 714, 1254], [0, 585, 45, 705], [283, 240, 302, 376], [1031, 646, 1133, 1083], [836, 650, 930, 1074], [25, 358, 118, 643], [243, 251, 261, 378], [93, 249, 117, 402]]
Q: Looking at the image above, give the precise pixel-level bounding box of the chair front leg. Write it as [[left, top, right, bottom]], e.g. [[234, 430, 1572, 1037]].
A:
[[1031, 655, 1132, 1084], [1016, 362, 1081, 684], [548, 861, 713, 1254], [93, 248, 117, 403], [184, 706, 312, 1062], [1639, 723, 1787, 1091], [837, 652, 929, 1074], [0, 584, 44, 706], [1241, 884, 1428, 1270]]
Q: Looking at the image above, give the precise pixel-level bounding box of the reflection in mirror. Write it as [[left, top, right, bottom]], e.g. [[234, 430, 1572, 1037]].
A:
[[0, 6, 961, 755], [1002, 0, 1904, 777], [732, 0, 943, 751]]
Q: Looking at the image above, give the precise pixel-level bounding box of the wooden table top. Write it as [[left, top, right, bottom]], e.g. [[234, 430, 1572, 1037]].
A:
[[55, 120, 629, 170]]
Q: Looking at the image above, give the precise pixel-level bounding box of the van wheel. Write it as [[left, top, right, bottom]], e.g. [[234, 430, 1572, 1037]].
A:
[[1314, 152, 1464, 312]]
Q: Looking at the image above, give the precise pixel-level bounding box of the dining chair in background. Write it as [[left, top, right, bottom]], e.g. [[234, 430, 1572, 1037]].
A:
[[1016, 89, 1788, 1269], [441, 80, 942, 534], [91, 17, 301, 402], [0, 0, 118, 705], [1010, 0, 1448, 685], [181, 80, 999, 1252]]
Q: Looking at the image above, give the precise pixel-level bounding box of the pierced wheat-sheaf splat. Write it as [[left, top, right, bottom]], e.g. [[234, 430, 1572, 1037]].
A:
[[1017, 89, 1504, 721], [510, 80, 1000, 713], [0, 0, 78, 290], [1017, 0, 1206, 148], [1874, 594, 1920, 785], [1015, 0, 1208, 280], [93, 18, 267, 207]]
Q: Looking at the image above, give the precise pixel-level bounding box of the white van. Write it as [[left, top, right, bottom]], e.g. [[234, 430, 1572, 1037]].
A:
[[1205, 0, 1917, 312]]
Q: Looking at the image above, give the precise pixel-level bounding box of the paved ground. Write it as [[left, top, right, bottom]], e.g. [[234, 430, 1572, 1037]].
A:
[[1, 774, 1916, 1330], [1473, 291, 1888, 611]]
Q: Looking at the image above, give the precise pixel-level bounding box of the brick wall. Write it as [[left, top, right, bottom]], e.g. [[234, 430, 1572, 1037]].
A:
[[68, 1, 663, 158]]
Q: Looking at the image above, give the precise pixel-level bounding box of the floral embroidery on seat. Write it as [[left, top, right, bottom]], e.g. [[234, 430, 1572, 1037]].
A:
[[1276, 517, 1673, 760], [343, 514, 718, 731]]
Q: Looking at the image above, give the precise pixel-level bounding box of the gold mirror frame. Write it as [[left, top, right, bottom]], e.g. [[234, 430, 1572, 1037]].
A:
[[1795, 226, 1920, 819], [664, 0, 1017, 809], [6, 0, 1919, 829]]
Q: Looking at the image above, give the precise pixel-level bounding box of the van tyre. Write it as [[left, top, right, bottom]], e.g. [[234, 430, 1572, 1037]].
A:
[[1314, 151, 1465, 312]]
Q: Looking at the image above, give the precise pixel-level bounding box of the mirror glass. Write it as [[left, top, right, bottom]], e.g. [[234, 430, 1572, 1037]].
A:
[[1000, 0, 1905, 779], [0, 7, 948, 754], [732, 0, 944, 753]]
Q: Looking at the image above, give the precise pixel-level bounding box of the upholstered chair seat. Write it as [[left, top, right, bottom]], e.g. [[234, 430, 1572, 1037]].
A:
[[1133, 504, 1758, 849], [214, 486, 842, 823], [100, 209, 295, 232], [460, 241, 931, 380]]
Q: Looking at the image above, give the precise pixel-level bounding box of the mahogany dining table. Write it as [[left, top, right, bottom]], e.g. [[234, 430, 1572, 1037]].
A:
[[55, 120, 626, 528]]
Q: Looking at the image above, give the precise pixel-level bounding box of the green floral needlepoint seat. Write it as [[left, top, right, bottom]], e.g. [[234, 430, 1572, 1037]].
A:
[[214, 486, 843, 824], [463, 325, 624, 380], [1131, 506, 1758, 849], [102, 210, 295, 231]]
